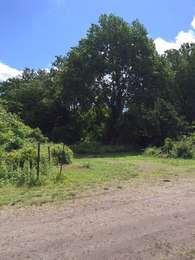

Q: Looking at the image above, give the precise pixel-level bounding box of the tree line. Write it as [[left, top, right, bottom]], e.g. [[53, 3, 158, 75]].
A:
[[1, 14, 195, 147]]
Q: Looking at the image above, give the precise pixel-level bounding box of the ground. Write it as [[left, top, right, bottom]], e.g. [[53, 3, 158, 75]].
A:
[[1, 154, 195, 207], [1, 155, 195, 259]]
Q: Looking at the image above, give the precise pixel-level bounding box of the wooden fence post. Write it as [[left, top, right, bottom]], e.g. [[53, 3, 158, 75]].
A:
[[48, 146, 51, 164], [37, 142, 41, 181]]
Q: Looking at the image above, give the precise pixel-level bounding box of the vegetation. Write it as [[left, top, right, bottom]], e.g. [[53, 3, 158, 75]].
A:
[[145, 133, 195, 159], [1, 14, 195, 206], [0, 106, 73, 187], [0, 14, 192, 147], [1, 154, 195, 207], [71, 138, 135, 155], [0, 105, 45, 151]]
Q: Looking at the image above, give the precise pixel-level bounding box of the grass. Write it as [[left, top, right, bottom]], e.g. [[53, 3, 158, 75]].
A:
[[1, 153, 195, 207]]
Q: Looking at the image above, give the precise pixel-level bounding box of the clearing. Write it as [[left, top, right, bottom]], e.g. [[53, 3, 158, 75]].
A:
[[1, 155, 195, 259]]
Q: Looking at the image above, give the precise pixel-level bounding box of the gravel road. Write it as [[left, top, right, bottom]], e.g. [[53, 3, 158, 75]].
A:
[[1, 179, 195, 259]]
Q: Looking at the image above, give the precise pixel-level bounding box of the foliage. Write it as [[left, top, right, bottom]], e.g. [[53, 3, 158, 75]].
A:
[[0, 143, 74, 186], [51, 144, 73, 165], [0, 107, 73, 186], [161, 137, 193, 159], [1, 154, 195, 207], [167, 44, 195, 123], [145, 135, 194, 159], [0, 106, 46, 151], [173, 140, 193, 159], [72, 138, 134, 155], [1, 145, 43, 186], [144, 147, 161, 157], [1, 13, 195, 203], [161, 138, 175, 155], [0, 14, 190, 147]]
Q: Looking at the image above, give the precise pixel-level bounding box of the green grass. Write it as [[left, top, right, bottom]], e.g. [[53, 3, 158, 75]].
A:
[[1, 154, 195, 207]]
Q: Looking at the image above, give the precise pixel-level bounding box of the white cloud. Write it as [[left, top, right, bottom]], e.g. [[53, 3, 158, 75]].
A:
[[0, 62, 22, 82], [155, 17, 195, 55]]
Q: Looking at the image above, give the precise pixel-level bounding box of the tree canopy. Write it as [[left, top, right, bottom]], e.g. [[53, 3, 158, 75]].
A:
[[0, 14, 194, 147]]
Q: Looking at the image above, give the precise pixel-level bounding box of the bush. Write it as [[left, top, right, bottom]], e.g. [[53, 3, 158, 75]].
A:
[[72, 140, 101, 154], [161, 137, 193, 159], [0, 106, 46, 152], [28, 128, 48, 143], [0, 107, 53, 186], [72, 139, 132, 155], [161, 138, 174, 155], [6, 144, 37, 169], [173, 141, 193, 159], [144, 147, 161, 157], [0, 143, 51, 186], [0, 107, 73, 186], [4, 136, 23, 152], [0, 141, 74, 186], [144, 135, 194, 159], [51, 144, 73, 165]]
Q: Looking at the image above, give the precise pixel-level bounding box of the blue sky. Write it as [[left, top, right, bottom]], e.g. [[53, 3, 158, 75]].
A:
[[0, 0, 195, 80]]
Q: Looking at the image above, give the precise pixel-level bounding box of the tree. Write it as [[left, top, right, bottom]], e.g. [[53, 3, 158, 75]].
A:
[[171, 44, 195, 123], [0, 69, 58, 135], [59, 15, 170, 144], [0, 14, 190, 146]]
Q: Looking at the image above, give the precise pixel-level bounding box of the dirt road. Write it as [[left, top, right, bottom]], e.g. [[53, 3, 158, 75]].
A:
[[1, 179, 195, 259]]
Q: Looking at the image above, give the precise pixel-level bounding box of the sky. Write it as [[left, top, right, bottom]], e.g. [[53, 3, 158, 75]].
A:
[[0, 0, 195, 81]]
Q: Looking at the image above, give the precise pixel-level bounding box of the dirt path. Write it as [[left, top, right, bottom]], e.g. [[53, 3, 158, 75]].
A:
[[1, 179, 195, 259]]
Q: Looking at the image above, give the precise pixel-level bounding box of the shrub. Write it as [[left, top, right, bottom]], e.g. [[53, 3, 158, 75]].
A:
[[161, 137, 193, 159], [0, 141, 73, 186], [0, 108, 73, 186], [72, 139, 132, 155], [28, 128, 48, 143], [51, 144, 73, 165], [144, 147, 161, 157], [0, 144, 51, 186], [72, 140, 101, 154], [0, 107, 52, 186], [161, 138, 174, 155], [0, 106, 45, 152], [6, 144, 37, 169], [4, 136, 23, 152], [145, 135, 194, 159], [173, 141, 193, 159]]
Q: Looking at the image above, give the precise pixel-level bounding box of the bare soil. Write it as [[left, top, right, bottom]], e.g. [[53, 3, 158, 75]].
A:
[[1, 178, 195, 259]]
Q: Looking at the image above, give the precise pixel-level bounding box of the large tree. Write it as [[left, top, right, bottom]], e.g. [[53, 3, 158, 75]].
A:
[[59, 14, 173, 143], [0, 14, 188, 146]]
